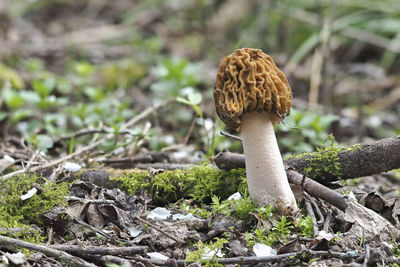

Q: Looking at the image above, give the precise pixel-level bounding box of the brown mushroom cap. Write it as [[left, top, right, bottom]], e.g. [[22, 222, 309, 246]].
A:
[[214, 48, 292, 130]]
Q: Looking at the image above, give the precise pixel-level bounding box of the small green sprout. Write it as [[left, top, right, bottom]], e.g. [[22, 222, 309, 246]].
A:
[[185, 237, 229, 266]]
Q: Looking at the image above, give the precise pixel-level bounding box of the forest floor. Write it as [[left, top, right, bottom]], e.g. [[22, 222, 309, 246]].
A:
[[1, 1, 400, 266]]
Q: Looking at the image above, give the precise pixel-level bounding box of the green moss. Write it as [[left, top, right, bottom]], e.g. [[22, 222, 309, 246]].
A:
[[110, 166, 247, 205], [0, 174, 69, 241], [232, 196, 257, 220], [304, 139, 342, 182], [287, 136, 363, 182]]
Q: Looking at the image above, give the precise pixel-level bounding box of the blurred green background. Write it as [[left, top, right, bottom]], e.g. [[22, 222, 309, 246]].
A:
[[0, 0, 399, 160]]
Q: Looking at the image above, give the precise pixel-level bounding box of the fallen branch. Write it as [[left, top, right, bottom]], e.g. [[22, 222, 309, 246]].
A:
[[132, 249, 359, 266], [49, 245, 147, 256], [0, 235, 96, 267], [214, 136, 400, 184], [135, 216, 185, 245], [286, 167, 348, 211]]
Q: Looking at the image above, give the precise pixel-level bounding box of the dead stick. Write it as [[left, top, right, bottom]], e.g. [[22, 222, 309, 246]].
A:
[[54, 128, 137, 144], [214, 136, 400, 183], [135, 216, 184, 244], [303, 193, 319, 236], [0, 235, 96, 267], [135, 249, 359, 266], [49, 245, 147, 256], [286, 167, 348, 211]]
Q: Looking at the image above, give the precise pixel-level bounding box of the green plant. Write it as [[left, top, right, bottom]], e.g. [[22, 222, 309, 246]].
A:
[[151, 57, 201, 98], [185, 237, 229, 266], [210, 196, 231, 216], [273, 216, 293, 238], [232, 196, 257, 220], [276, 108, 339, 154], [254, 205, 274, 220], [245, 213, 303, 247], [1, 58, 147, 152], [296, 216, 314, 238], [245, 227, 277, 247], [176, 88, 217, 156]]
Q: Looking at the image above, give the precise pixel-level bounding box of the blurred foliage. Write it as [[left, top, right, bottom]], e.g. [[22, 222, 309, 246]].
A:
[[0, 0, 399, 157], [276, 109, 339, 155]]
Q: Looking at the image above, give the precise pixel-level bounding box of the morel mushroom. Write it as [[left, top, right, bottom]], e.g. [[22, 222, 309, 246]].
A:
[[214, 48, 297, 214]]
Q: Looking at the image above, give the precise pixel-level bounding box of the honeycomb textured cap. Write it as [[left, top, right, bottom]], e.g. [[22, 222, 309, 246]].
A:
[[214, 48, 292, 130]]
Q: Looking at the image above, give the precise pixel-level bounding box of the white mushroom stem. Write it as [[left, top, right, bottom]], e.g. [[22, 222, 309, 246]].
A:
[[240, 111, 298, 214]]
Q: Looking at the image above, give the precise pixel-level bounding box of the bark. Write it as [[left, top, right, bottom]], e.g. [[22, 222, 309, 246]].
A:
[[285, 167, 348, 211], [214, 135, 400, 184]]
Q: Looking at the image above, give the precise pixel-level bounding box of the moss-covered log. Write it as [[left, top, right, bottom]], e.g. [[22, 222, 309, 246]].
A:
[[214, 136, 400, 184]]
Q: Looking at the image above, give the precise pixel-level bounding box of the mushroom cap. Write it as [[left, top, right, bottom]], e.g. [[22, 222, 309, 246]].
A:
[[214, 48, 292, 130]]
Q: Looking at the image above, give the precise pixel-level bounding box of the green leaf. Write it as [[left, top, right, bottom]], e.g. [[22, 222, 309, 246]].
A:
[[84, 86, 105, 101], [32, 80, 52, 98], [19, 90, 41, 104], [188, 91, 202, 105], [3, 88, 25, 109], [176, 96, 192, 106], [0, 111, 7, 121], [0, 64, 24, 89], [193, 105, 203, 118], [36, 135, 54, 151], [69, 136, 75, 154], [73, 61, 94, 77]]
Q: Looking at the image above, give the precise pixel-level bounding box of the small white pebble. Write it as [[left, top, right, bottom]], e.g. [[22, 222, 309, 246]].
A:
[[3, 155, 15, 163], [316, 230, 334, 241], [253, 243, 277, 257], [172, 213, 199, 221], [146, 207, 171, 220], [128, 227, 142, 238], [147, 252, 169, 261], [21, 188, 37, 200], [64, 162, 81, 172], [228, 192, 241, 201]]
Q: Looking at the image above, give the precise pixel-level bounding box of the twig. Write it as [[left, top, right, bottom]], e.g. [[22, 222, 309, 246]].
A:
[[363, 244, 370, 267], [286, 167, 348, 211], [219, 131, 241, 142], [121, 99, 172, 131], [1, 169, 25, 181], [303, 193, 319, 237], [183, 117, 197, 145], [0, 235, 96, 267], [134, 162, 193, 170], [54, 128, 137, 144], [309, 196, 324, 224], [28, 138, 104, 174], [98, 255, 133, 267], [135, 216, 184, 244], [72, 216, 112, 240], [65, 196, 116, 205], [49, 245, 147, 256], [132, 249, 359, 266], [323, 210, 332, 232], [0, 158, 20, 174]]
